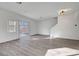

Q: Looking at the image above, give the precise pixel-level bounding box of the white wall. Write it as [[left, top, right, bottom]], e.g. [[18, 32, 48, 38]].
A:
[[29, 20, 38, 35], [38, 17, 57, 35], [50, 11, 79, 40], [0, 8, 37, 43]]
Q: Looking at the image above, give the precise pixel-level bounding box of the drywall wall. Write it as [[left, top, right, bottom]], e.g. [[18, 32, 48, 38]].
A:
[[50, 11, 79, 40], [0, 8, 37, 43], [29, 20, 38, 35], [38, 17, 57, 35]]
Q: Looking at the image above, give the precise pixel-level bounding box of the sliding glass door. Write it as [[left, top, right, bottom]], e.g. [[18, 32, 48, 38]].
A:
[[19, 20, 30, 47], [19, 20, 29, 38]]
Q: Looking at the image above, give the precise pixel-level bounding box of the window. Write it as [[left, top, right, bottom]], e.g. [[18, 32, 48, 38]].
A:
[[8, 20, 17, 32]]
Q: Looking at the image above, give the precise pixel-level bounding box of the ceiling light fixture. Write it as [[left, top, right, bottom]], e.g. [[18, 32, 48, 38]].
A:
[[16, 2, 22, 4], [58, 8, 73, 16]]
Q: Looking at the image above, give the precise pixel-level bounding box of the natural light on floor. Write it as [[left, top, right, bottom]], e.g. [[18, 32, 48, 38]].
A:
[[45, 47, 79, 56]]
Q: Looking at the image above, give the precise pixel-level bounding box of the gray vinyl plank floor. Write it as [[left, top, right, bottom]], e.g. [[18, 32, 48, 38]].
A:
[[0, 35, 79, 56]]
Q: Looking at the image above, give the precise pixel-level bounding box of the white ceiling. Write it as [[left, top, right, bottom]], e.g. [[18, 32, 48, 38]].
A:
[[0, 2, 79, 20]]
